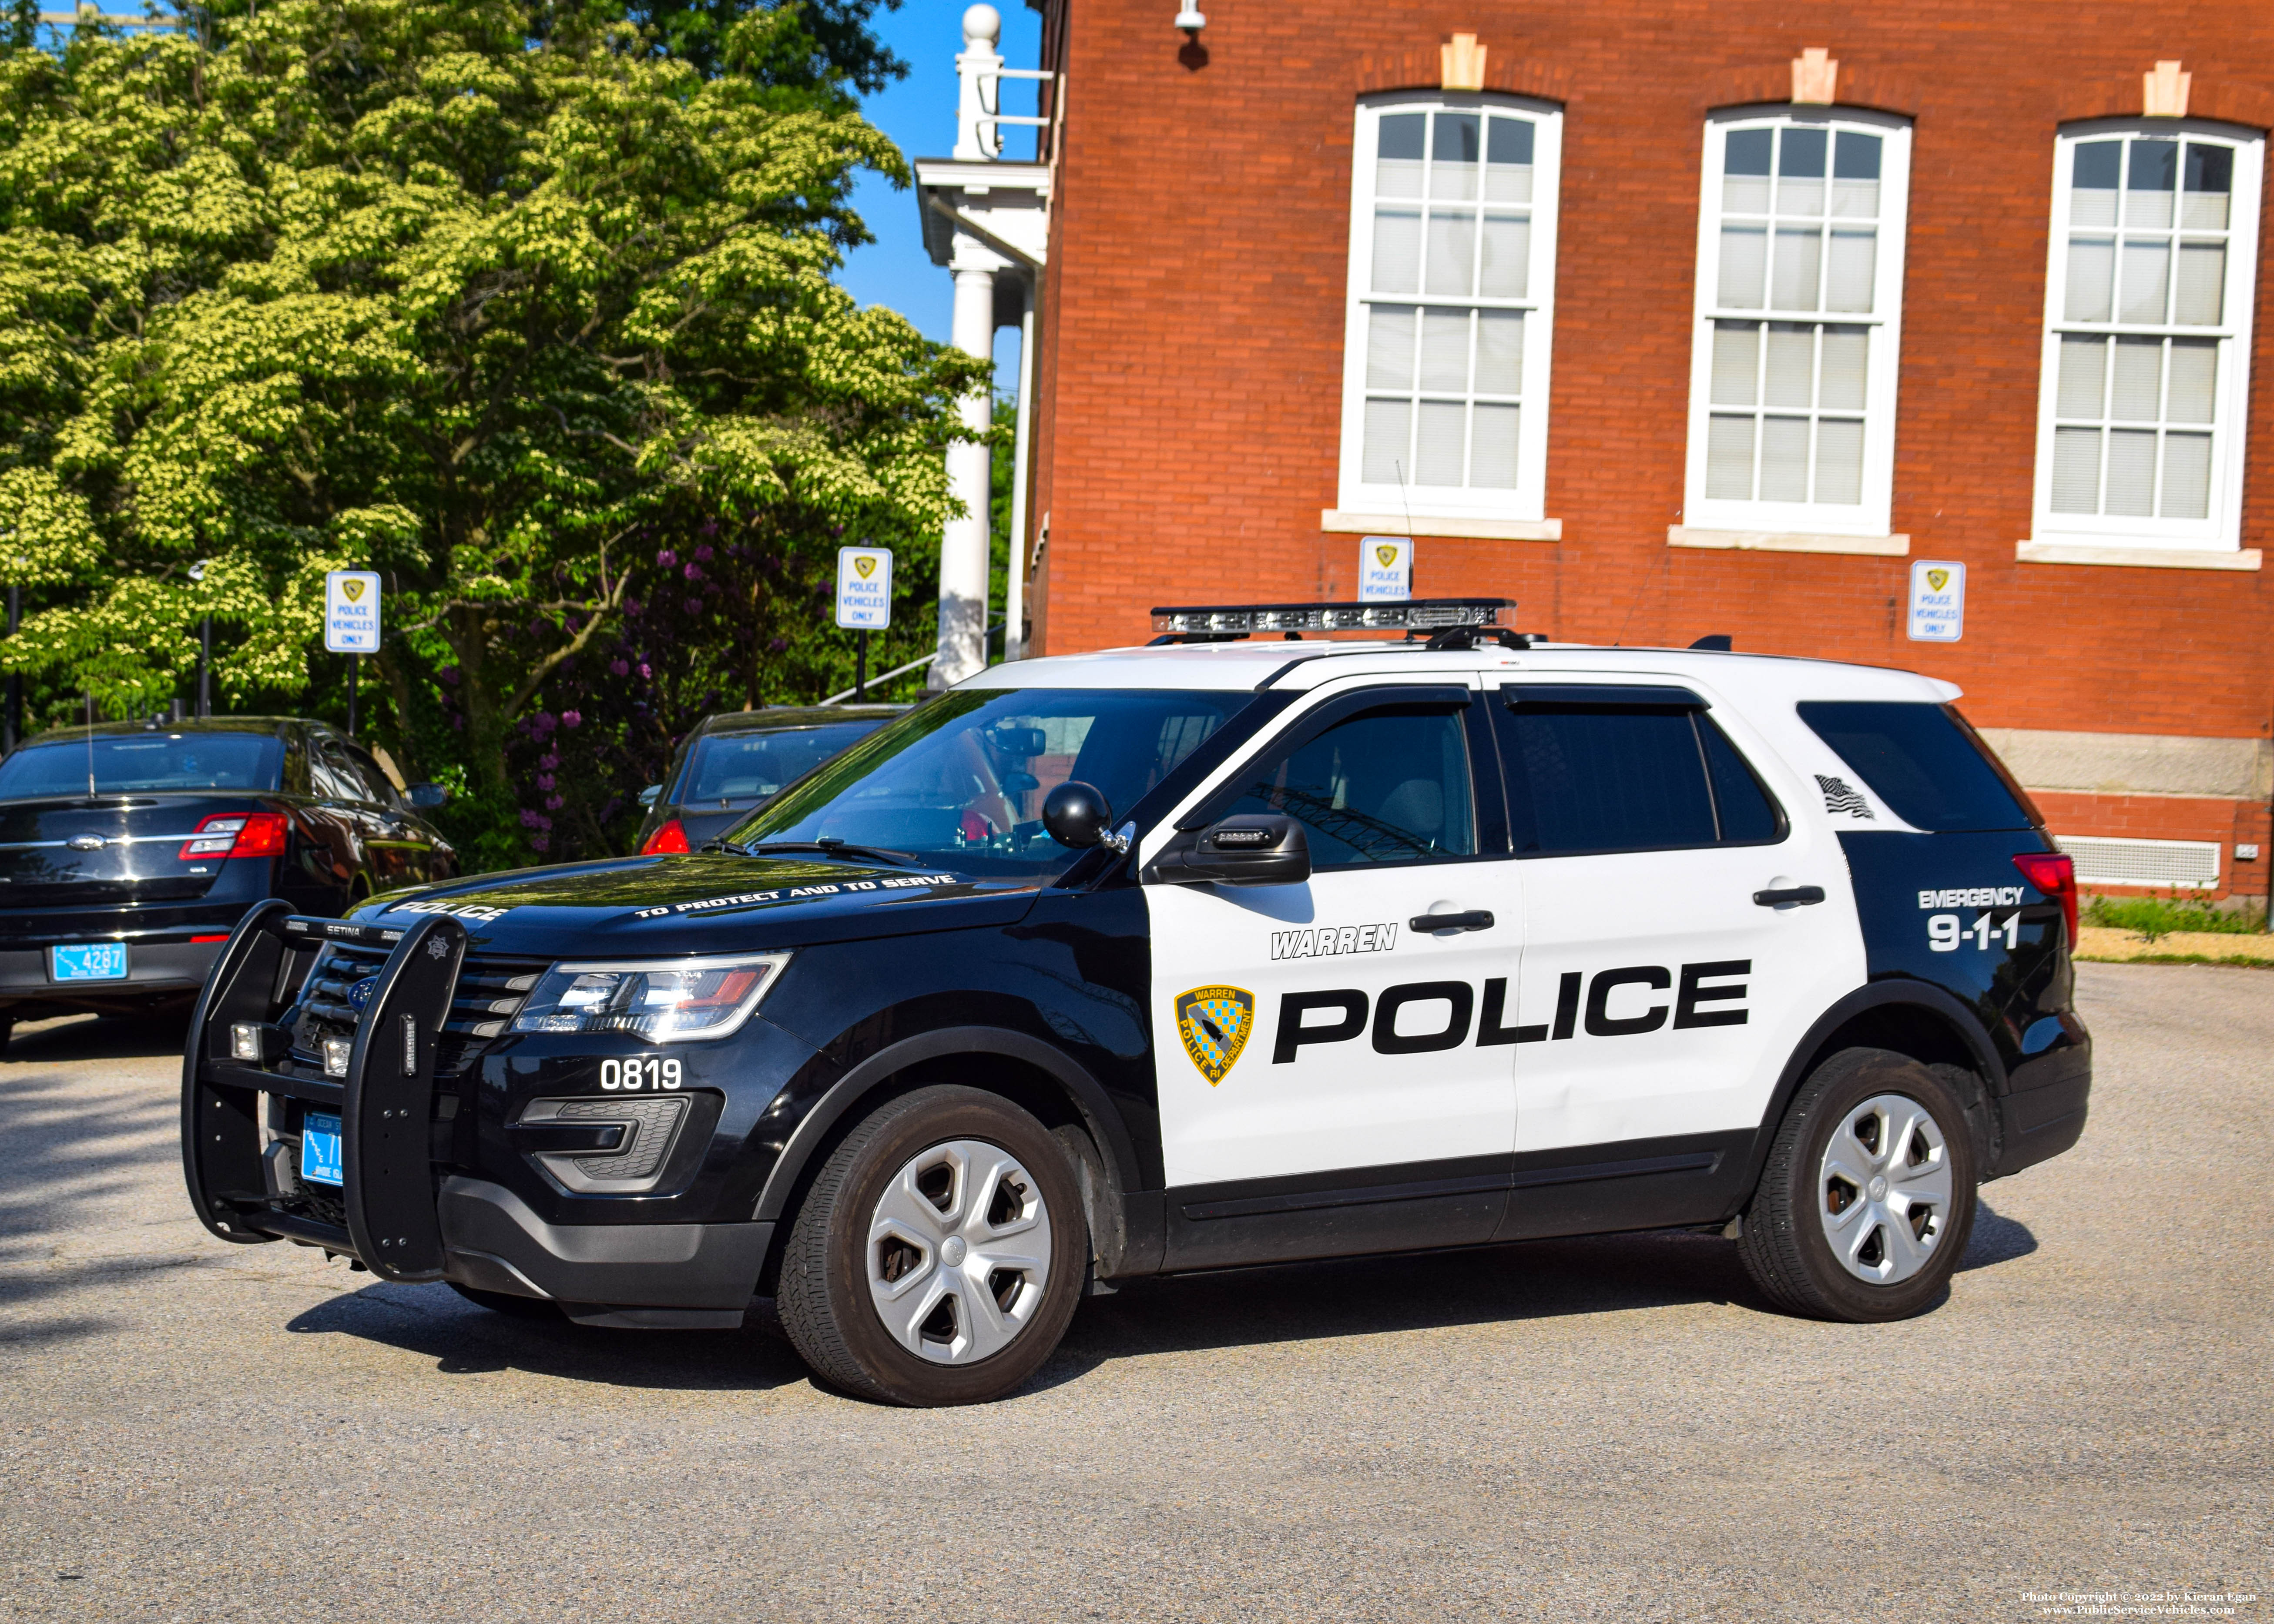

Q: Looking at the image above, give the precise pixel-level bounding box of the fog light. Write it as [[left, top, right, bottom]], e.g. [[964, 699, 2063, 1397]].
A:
[[322, 1036, 352, 1078], [231, 1023, 262, 1061]]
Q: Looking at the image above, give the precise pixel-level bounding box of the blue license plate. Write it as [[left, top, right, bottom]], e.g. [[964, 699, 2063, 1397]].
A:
[[302, 1113, 343, 1187], [50, 942, 127, 981]]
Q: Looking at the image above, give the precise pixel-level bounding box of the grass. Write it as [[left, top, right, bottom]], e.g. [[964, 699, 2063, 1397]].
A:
[[2081, 893, 2267, 937]]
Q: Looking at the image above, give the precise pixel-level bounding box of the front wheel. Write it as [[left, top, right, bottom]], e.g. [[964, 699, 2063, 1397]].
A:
[[777, 1085, 1087, 1406], [1738, 1048, 1979, 1323]]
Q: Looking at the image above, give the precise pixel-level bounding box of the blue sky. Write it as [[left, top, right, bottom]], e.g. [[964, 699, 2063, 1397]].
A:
[[836, 0, 1046, 387]]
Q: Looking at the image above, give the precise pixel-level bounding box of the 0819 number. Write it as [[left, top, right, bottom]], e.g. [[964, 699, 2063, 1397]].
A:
[[600, 1057, 682, 1090]]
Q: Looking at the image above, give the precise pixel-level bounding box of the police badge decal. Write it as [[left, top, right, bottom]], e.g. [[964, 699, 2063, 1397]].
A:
[[1174, 986, 1254, 1085]]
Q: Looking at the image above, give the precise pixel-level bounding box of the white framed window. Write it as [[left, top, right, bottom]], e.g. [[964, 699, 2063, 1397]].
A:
[[1335, 94, 1563, 523], [2030, 122, 2263, 553], [1681, 108, 1913, 538]]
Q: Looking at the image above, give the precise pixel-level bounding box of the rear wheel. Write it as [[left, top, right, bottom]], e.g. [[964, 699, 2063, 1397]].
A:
[[1737, 1048, 1978, 1322], [778, 1085, 1087, 1406]]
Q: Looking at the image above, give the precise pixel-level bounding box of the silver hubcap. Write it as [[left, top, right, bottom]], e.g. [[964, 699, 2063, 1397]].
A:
[[866, 1139, 1052, 1365], [1818, 1092, 1954, 1285]]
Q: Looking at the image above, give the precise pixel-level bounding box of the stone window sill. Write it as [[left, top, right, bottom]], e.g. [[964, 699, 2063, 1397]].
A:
[[2015, 540, 2262, 571], [1667, 527, 1909, 556], [1320, 510, 1563, 542]]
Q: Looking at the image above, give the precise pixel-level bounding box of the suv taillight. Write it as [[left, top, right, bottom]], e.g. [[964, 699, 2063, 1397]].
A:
[[641, 819, 691, 855], [2012, 851, 2077, 947], [181, 812, 289, 861]]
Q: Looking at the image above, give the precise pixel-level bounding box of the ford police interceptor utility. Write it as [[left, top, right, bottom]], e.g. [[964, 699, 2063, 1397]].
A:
[[183, 600, 2091, 1406]]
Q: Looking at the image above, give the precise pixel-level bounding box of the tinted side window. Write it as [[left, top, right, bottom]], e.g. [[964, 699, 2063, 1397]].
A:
[[346, 746, 402, 809], [1222, 705, 1477, 867], [1701, 720, 1782, 841], [1496, 702, 1785, 855], [309, 741, 362, 803], [1798, 701, 2039, 832]]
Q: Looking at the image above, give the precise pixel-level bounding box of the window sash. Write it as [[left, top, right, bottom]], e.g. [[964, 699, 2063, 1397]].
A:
[[1338, 95, 1563, 520], [1682, 110, 1912, 538], [2030, 121, 2262, 549]]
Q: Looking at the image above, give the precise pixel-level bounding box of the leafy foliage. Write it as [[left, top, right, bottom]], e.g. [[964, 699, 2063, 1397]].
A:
[[0, 0, 981, 866]]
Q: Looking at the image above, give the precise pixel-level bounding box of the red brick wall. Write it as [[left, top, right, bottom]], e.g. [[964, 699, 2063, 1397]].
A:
[[1026, 0, 2274, 759], [2035, 791, 2270, 899]]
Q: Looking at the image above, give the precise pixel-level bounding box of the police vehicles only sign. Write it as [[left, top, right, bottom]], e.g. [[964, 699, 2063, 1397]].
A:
[[1907, 559, 1965, 643], [323, 571, 382, 653], [1358, 536, 1412, 602], [836, 546, 892, 630]]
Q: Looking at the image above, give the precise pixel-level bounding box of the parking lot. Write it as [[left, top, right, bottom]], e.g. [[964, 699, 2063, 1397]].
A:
[[0, 961, 2264, 1622]]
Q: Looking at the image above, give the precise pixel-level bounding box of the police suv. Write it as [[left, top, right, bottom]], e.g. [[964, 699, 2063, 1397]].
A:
[[184, 600, 2091, 1406]]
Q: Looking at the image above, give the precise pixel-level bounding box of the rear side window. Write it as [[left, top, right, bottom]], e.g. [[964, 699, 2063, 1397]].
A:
[[1797, 702, 2041, 832], [1495, 691, 1785, 855]]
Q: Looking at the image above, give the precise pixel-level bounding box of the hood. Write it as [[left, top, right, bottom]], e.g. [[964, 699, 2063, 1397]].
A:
[[359, 853, 1045, 957]]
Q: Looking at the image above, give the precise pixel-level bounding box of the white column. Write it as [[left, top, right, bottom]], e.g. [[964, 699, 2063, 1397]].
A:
[[1004, 280, 1035, 662], [932, 245, 997, 690]]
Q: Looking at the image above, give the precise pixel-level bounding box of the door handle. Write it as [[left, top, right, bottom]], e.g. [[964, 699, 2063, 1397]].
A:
[[1753, 886, 1826, 907], [1410, 910, 1495, 934]]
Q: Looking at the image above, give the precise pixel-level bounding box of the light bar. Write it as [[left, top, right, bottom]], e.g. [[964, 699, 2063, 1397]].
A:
[[1150, 598, 1512, 636]]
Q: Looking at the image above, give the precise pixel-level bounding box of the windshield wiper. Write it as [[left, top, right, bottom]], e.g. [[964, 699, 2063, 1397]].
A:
[[711, 838, 927, 868]]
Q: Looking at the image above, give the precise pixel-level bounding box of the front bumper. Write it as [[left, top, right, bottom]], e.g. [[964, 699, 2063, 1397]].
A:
[[439, 1177, 768, 1325], [182, 905, 770, 1329]]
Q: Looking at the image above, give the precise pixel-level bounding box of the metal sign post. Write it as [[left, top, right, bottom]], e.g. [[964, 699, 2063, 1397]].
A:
[[835, 546, 893, 702], [323, 571, 382, 737]]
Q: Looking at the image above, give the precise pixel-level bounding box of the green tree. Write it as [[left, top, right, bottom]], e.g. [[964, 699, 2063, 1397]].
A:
[[0, 0, 981, 865]]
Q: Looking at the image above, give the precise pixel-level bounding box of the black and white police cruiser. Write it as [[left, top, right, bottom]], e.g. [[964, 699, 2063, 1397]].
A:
[[184, 599, 2091, 1406]]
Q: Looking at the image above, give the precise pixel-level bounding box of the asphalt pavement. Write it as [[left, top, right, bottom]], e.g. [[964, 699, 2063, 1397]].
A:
[[0, 962, 2266, 1622]]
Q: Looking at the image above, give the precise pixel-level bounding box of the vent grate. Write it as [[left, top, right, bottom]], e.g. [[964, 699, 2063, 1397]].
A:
[[2056, 834, 2223, 890]]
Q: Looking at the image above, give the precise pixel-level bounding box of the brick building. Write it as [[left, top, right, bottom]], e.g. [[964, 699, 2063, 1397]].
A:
[[952, 2, 2274, 903]]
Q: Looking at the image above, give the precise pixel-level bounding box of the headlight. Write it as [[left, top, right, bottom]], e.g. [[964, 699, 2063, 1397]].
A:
[[510, 953, 791, 1043]]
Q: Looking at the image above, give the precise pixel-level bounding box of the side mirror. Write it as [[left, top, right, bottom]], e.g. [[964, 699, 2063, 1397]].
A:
[[638, 784, 663, 809], [1043, 780, 1118, 850], [1149, 816, 1311, 887], [406, 782, 449, 810]]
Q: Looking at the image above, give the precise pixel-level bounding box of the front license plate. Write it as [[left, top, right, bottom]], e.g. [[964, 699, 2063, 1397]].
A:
[[301, 1113, 343, 1187], [50, 942, 127, 981]]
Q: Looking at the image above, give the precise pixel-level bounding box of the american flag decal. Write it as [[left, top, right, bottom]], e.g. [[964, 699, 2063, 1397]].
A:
[[1815, 774, 1874, 819]]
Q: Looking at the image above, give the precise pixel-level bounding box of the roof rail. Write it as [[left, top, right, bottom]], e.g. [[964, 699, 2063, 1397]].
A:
[[1149, 598, 1512, 637]]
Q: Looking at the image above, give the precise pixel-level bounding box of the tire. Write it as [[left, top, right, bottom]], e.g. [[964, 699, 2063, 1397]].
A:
[[1737, 1047, 1979, 1323], [777, 1085, 1088, 1406], [448, 1282, 560, 1320]]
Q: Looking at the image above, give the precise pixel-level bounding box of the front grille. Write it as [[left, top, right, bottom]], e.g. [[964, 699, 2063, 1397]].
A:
[[292, 944, 547, 1078]]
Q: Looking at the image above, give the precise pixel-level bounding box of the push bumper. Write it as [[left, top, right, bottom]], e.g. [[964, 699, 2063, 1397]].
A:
[[182, 905, 766, 1329]]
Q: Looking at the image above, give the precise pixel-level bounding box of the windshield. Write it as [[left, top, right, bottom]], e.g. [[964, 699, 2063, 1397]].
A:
[[678, 720, 891, 808], [0, 732, 284, 797], [729, 688, 1252, 880]]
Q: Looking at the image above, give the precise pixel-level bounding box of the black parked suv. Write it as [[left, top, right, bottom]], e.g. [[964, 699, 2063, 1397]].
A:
[[0, 717, 454, 1042], [634, 705, 903, 854]]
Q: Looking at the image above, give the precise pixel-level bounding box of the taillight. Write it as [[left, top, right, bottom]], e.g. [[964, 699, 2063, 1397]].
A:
[[181, 812, 289, 861], [641, 819, 691, 856], [2012, 851, 2077, 947]]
